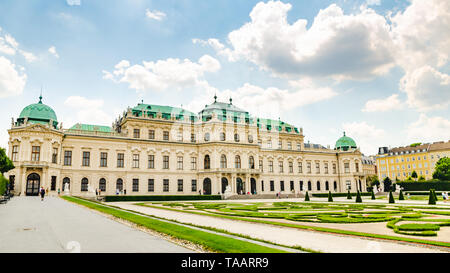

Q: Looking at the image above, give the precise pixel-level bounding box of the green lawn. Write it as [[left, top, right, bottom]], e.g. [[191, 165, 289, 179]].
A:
[[61, 196, 287, 253]]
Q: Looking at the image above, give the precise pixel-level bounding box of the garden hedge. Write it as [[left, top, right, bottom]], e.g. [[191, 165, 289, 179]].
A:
[[312, 192, 372, 198], [104, 195, 222, 202], [397, 181, 450, 191]]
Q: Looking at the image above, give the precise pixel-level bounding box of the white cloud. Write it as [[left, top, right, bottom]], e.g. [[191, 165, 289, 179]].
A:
[[366, 0, 381, 6], [342, 121, 386, 154], [362, 94, 403, 112], [0, 56, 27, 98], [407, 114, 450, 143], [0, 30, 37, 62], [202, 1, 394, 80], [400, 66, 450, 111], [66, 0, 81, 6], [19, 50, 37, 62], [0, 37, 16, 55], [145, 9, 166, 21], [63, 96, 112, 127], [103, 55, 220, 92], [48, 46, 59, 58]]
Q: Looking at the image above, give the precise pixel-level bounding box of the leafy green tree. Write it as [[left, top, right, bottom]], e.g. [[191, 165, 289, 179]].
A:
[[388, 191, 395, 204], [304, 191, 310, 202], [432, 157, 450, 181], [0, 148, 14, 175], [0, 175, 8, 196], [383, 177, 392, 192], [355, 191, 362, 203], [328, 191, 333, 202]]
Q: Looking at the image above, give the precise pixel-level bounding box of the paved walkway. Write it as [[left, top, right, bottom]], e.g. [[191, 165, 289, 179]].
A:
[[0, 197, 193, 253], [111, 202, 449, 253]]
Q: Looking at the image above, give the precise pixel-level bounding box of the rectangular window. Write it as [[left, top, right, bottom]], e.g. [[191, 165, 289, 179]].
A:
[[316, 162, 320, 174], [177, 131, 183, 142], [278, 140, 282, 149], [163, 156, 169, 169], [148, 155, 155, 169], [191, 179, 197, 192], [31, 146, 40, 162], [51, 176, 56, 191], [52, 148, 58, 164], [82, 151, 90, 166], [346, 180, 351, 190], [148, 179, 154, 192], [344, 163, 350, 173], [64, 151, 72, 166], [307, 162, 311, 174], [261, 180, 264, 192], [297, 143, 301, 151], [280, 181, 285, 191], [177, 179, 183, 192], [259, 160, 263, 172], [148, 129, 155, 139], [267, 140, 272, 148], [269, 161, 273, 173], [132, 179, 139, 192], [132, 154, 139, 168], [191, 157, 197, 170], [12, 145, 19, 161], [100, 152, 108, 167], [163, 179, 169, 192], [279, 161, 284, 173], [298, 162, 303, 173], [289, 162, 293, 173], [333, 163, 337, 174], [355, 162, 359, 172], [177, 156, 183, 170], [9, 175, 15, 191], [299, 181, 303, 191], [117, 153, 124, 168], [270, 180, 274, 192], [133, 129, 140, 138], [290, 181, 294, 191], [163, 131, 169, 141], [287, 142, 292, 150], [191, 133, 196, 143], [324, 163, 328, 174]]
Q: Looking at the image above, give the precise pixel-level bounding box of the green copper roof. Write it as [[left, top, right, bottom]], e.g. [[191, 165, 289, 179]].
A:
[[335, 132, 357, 150], [19, 96, 58, 122], [69, 123, 112, 132], [132, 103, 198, 121]]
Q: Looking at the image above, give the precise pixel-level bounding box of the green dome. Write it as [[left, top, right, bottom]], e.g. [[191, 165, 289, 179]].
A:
[[18, 96, 58, 127], [335, 132, 357, 151]]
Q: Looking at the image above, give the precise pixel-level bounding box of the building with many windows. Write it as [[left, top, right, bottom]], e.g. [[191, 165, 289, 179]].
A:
[[7, 95, 370, 197], [376, 141, 450, 181]]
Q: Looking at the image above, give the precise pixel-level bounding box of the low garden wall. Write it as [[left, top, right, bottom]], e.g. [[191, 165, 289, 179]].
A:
[[104, 195, 222, 202]]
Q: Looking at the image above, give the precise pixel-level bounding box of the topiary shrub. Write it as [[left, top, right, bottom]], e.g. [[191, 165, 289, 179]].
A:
[[355, 190, 362, 203], [347, 190, 352, 200], [371, 190, 376, 200], [433, 189, 438, 202], [328, 191, 333, 202], [428, 189, 436, 205], [389, 191, 395, 204], [399, 190, 404, 201], [304, 191, 310, 201]]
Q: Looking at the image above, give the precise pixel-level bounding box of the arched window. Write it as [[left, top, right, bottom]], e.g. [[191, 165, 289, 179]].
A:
[[334, 181, 337, 191], [62, 177, 70, 191], [204, 155, 210, 169], [325, 181, 329, 191], [99, 178, 106, 191], [235, 155, 241, 169], [220, 154, 227, 168], [249, 156, 255, 169], [308, 181, 312, 191], [81, 178, 88, 192], [234, 133, 240, 142], [317, 181, 321, 191], [220, 132, 226, 141], [248, 135, 253, 143], [204, 133, 210, 141], [116, 178, 123, 191]]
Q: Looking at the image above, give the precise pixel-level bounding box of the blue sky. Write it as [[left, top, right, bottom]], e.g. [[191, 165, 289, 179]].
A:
[[0, 0, 449, 155]]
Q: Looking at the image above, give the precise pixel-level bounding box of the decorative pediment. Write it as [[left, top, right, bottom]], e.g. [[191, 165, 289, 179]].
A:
[[146, 148, 156, 154]]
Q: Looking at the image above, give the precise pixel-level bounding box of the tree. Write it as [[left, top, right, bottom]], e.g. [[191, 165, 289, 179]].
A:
[[418, 175, 426, 181], [411, 170, 418, 180], [388, 191, 395, 204], [0, 148, 14, 175], [347, 190, 352, 199], [428, 189, 436, 205], [383, 177, 392, 192], [432, 157, 450, 181], [328, 191, 333, 202], [371, 189, 376, 200], [355, 190, 362, 203], [304, 191, 310, 202], [0, 175, 8, 196], [399, 190, 404, 201]]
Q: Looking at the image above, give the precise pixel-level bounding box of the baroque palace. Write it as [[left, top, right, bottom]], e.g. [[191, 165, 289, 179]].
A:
[[6, 95, 373, 197]]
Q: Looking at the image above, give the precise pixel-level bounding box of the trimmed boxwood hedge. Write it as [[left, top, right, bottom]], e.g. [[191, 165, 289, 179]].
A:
[[312, 192, 372, 198], [397, 181, 450, 191], [104, 195, 222, 202]]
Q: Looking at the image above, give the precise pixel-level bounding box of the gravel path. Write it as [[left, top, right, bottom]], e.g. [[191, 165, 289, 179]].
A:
[[111, 202, 449, 253], [0, 197, 193, 253]]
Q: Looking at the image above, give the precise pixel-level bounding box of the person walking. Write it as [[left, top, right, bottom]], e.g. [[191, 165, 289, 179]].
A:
[[57, 188, 60, 195], [40, 187, 45, 201]]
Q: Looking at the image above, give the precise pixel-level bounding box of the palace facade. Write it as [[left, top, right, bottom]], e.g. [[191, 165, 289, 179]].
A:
[[6, 95, 370, 197]]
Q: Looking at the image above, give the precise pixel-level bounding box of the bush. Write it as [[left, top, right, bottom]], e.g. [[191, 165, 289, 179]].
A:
[[428, 190, 436, 205], [355, 191, 362, 203], [311, 192, 372, 198], [389, 191, 395, 204], [347, 190, 352, 200], [397, 181, 450, 191], [0, 175, 8, 196], [104, 195, 222, 202], [371, 190, 376, 200], [304, 191, 310, 202], [399, 190, 404, 200], [328, 191, 333, 202]]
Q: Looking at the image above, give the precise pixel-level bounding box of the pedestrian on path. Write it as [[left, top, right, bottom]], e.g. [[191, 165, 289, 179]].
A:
[[40, 187, 45, 201]]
